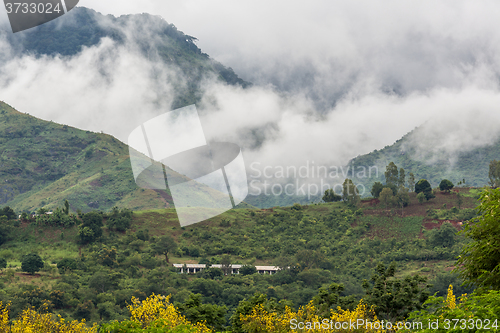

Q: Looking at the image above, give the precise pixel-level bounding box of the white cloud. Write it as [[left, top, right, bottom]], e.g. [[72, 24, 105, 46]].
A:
[[1, 1, 500, 188]]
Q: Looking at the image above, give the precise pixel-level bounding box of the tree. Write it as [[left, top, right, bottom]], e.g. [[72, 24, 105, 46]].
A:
[[57, 258, 77, 273], [415, 179, 435, 200], [175, 293, 227, 331], [384, 162, 399, 186], [488, 160, 500, 188], [239, 265, 257, 276], [63, 200, 70, 215], [78, 211, 103, 243], [152, 235, 177, 263], [313, 283, 356, 317], [417, 192, 426, 204], [362, 262, 431, 322], [379, 187, 394, 209], [396, 186, 410, 215], [322, 189, 341, 202], [408, 172, 416, 192], [1, 206, 16, 220], [428, 222, 456, 248], [398, 167, 405, 187], [0, 257, 6, 270], [457, 188, 500, 290], [370, 182, 384, 198], [439, 179, 454, 193], [456, 193, 463, 209], [342, 178, 360, 207], [21, 253, 44, 275], [220, 254, 232, 275]]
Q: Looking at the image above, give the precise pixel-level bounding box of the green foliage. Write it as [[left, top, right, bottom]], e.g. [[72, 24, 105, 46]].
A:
[[417, 192, 426, 204], [408, 172, 416, 192], [427, 222, 456, 248], [342, 178, 360, 207], [0, 257, 6, 269], [384, 162, 399, 186], [107, 207, 133, 232], [152, 235, 177, 263], [362, 262, 431, 321], [457, 188, 500, 290], [371, 182, 384, 198], [322, 189, 342, 202], [21, 253, 44, 275], [489, 159, 500, 188], [78, 211, 103, 243], [379, 187, 394, 208], [398, 167, 405, 187], [176, 293, 227, 331], [1, 206, 16, 220], [407, 288, 500, 333], [239, 265, 257, 276], [439, 179, 454, 192], [416, 179, 435, 200], [57, 258, 78, 273], [313, 283, 356, 317]]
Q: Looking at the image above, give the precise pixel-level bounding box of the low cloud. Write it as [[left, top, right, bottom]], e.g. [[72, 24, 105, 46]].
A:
[[1, 2, 500, 190]]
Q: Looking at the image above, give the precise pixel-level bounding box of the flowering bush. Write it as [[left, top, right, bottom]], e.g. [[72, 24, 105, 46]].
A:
[[240, 299, 392, 332], [101, 294, 211, 333], [0, 301, 98, 333]]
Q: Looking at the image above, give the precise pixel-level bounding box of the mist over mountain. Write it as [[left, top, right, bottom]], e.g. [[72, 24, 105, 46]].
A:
[[0, 4, 500, 209]]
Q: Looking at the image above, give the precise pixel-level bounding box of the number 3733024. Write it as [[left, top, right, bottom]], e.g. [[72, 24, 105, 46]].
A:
[[5, 2, 62, 14]]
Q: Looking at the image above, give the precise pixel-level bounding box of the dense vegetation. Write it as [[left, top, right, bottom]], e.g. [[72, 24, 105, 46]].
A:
[[0, 180, 483, 331]]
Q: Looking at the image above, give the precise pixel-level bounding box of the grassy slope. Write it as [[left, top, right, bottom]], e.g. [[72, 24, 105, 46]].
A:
[[4, 187, 479, 282], [0, 101, 171, 213]]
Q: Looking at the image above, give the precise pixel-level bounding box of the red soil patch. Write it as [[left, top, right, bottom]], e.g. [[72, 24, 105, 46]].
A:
[[362, 189, 477, 218]]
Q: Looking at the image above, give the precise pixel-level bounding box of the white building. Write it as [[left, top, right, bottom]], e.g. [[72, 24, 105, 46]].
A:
[[172, 263, 280, 275]]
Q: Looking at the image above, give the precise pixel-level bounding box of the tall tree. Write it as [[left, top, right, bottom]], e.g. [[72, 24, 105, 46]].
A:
[[63, 200, 70, 215], [371, 182, 384, 198], [488, 160, 500, 188], [396, 186, 410, 215], [398, 168, 406, 187], [342, 178, 360, 207], [153, 235, 177, 263], [384, 162, 399, 186], [408, 172, 416, 192], [457, 188, 500, 290], [379, 187, 394, 210]]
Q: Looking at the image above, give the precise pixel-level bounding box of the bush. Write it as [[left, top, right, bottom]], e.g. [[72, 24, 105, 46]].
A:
[[21, 253, 44, 275], [439, 179, 454, 192]]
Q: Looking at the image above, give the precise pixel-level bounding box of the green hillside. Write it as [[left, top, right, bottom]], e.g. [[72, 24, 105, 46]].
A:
[[0, 101, 219, 213], [3, 7, 250, 109], [350, 128, 500, 191], [0, 188, 479, 327]]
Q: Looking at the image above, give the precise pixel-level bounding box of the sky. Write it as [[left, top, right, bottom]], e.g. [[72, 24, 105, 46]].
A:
[[1, 0, 500, 192]]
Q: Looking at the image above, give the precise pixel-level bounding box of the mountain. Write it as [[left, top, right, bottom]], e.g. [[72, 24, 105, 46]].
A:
[[2, 7, 250, 109], [0, 101, 250, 214], [349, 127, 500, 191]]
